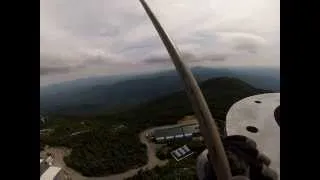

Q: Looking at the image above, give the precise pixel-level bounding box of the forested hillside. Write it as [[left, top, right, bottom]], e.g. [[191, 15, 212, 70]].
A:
[[40, 77, 272, 176]]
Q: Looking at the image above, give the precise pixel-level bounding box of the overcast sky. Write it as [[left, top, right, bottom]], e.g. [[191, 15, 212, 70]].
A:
[[40, 0, 279, 86]]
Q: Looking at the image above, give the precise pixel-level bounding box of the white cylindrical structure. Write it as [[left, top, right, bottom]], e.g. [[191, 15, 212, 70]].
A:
[[226, 93, 280, 177]]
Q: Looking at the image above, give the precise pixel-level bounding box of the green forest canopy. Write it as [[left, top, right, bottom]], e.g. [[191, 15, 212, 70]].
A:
[[40, 77, 272, 176]]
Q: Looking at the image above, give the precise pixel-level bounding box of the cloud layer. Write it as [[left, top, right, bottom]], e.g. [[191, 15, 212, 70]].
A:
[[40, 0, 279, 85]]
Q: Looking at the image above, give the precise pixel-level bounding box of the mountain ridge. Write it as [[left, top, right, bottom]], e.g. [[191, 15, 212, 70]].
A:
[[40, 67, 279, 115]]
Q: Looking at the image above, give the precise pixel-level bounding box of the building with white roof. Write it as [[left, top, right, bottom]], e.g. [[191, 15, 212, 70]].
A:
[[40, 166, 63, 180], [40, 156, 64, 180], [170, 145, 193, 161], [40, 158, 50, 176], [152, 124, 200, 143]]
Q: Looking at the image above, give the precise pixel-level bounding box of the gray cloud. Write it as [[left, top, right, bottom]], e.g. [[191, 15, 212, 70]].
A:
[[40, 54, 115, 76], [143, 57, 169, 64], [143, 52, 227, 64], [231, 34, 265, 54], [234, 44, 258, 54], [82, 59, 105, 66], [143, 52, 196, 64], [199, 54, 228, 62], [40, 66, 71, 76], [41, 0, 279, 85]]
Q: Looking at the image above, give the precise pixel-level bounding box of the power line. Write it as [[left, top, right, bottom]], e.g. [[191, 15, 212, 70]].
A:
[[138, 1, 232, 179]]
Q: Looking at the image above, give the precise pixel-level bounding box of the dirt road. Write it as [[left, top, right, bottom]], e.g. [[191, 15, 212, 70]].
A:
[[41, 128, 168, 180]]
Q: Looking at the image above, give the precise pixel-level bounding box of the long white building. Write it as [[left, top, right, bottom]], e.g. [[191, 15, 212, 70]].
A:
[[40, 158, 64, 180]]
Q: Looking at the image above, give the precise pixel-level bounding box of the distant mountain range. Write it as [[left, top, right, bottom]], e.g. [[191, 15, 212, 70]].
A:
[[40, 66, 279, 115]]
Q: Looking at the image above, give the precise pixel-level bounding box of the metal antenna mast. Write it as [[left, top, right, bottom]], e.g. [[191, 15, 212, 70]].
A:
[[139, 0, 232, 180]]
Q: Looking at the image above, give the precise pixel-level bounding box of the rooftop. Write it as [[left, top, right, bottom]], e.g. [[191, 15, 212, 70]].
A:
[[181, 124, 199, 134], [170, 145, 193, 161], [152, 123, 200, 139], [40, 166, 62, 180], [153, 127, 183, 138]]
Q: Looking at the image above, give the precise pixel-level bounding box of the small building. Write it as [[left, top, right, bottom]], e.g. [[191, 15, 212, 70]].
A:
[[45, 156, 54, 166], [152, 127, 184, 143], [40, 129, 54, 135], [40, 166, 63, 180], [152, 124, 200, 143], [181, 124, 200, 136], [40, 159, 50, 176], [40, 115, 48, 124], [170, 145, 193, 161]]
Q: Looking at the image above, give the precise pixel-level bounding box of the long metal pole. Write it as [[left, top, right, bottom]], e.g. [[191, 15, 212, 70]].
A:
[[139, 0, 232, 180]]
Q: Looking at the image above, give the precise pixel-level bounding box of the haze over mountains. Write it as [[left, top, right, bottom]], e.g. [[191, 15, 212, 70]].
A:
[[40, 66, 279, 115]]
